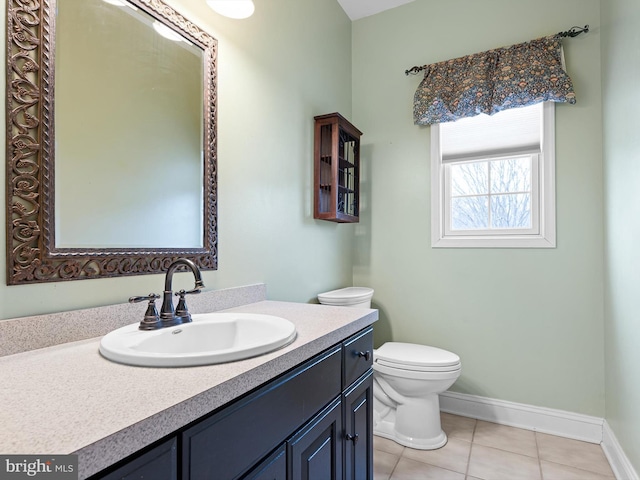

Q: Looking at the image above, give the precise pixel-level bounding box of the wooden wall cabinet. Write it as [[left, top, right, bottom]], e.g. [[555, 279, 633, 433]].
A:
[[314, 113, 363, 223]]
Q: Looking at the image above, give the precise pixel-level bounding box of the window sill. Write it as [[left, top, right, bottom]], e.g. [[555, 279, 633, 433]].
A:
[[432, 234, 556, 248]]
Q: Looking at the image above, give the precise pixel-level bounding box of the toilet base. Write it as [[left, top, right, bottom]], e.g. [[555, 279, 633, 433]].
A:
[[373, 389, 450, 450], [374, 419, 448, 450]]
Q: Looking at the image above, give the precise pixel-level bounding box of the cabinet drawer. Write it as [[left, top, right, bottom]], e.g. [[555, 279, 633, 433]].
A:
[[182, 346, 341, 480], [343, 327, 373, 388]]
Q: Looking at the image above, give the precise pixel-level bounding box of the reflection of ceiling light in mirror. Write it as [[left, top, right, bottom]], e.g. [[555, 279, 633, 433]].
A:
[[152, 21, 184, 42], [102, 0, 137, 10], [206, 0, 255, 19]]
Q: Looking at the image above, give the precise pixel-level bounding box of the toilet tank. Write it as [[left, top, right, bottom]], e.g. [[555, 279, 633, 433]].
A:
[[317, 287, 374, 308]]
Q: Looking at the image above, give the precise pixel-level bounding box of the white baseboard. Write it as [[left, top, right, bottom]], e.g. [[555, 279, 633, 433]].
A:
[[439, 392, 640, 480], [602, 420, 640, 480], [439, 391, 603, 443]]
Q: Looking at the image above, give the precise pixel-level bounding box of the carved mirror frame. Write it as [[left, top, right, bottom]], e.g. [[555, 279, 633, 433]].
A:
[[6, 0, 218, 285]]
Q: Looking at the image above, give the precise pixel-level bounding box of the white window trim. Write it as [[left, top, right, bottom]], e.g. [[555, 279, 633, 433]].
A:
[[431, 102, 556, 248]]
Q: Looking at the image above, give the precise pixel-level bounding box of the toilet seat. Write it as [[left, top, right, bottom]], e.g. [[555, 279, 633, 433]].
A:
[[375, 342, 461, 373]]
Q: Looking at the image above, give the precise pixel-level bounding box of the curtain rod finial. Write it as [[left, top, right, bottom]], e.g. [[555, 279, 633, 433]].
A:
[[558, 24, 589, 38], [405, 66, 424, 76]]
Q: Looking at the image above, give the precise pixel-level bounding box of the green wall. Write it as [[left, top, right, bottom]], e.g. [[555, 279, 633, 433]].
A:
[[0, 0, 354, 318], [5, 1, 639, 468], [351, 0, 606, 416], [601, 0, 640, 469]]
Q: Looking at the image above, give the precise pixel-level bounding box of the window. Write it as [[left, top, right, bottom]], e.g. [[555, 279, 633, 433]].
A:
[[431, 102, 556, 248]]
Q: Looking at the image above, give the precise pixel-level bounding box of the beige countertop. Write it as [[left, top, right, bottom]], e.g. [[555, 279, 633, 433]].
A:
[[0, 300, 377, 478]]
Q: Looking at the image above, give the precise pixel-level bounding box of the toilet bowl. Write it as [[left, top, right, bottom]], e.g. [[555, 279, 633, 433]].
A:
[[373, 342, 461, 449], [317, 287, 461, 450]]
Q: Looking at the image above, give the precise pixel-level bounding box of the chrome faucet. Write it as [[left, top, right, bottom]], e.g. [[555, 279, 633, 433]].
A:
[[130, 258, 205, 330]]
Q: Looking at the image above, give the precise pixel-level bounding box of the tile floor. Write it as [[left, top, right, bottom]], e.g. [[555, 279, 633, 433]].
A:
[[374, 413, 616, 480]]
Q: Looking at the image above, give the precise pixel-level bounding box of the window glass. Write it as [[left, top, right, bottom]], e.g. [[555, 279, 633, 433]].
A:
[[449, 157, 532, 232]]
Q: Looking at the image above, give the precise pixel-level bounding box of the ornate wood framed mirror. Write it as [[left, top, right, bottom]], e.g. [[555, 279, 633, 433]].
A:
[[6, 0, 218, 285]]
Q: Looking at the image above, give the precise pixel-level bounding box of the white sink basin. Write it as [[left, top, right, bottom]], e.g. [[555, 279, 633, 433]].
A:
[[99, 313, 297, 367]]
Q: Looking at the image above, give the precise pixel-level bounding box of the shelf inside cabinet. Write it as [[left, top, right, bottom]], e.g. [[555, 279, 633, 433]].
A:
[[339, 157, 355, 169]]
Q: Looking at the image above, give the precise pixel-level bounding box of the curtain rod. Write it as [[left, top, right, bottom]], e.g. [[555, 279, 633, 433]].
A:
[[404, 25, 589, 76]]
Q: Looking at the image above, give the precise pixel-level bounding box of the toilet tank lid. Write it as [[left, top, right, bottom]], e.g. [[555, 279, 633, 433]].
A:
[[375, 342, 460, 368], [317, 287, 374, 302]]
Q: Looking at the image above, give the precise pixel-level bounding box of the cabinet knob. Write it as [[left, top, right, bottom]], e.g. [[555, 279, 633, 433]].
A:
[[357, 351, 371, 361], [346, 433, 359, 445]]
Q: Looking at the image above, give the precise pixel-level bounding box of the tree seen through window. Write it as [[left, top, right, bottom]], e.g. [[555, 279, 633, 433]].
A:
[[449, 157, 532, 230]]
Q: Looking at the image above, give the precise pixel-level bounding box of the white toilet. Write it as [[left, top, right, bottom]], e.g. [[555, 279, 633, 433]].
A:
[[373, 342, 461, 449], [317, 287, 462, 450]]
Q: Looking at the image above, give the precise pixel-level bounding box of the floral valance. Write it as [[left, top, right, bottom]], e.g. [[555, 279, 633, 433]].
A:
[[413, 35, 576, 125]]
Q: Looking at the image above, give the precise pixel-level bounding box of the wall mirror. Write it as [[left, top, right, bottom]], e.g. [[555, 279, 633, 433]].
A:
[[6, 0, 218, 285]]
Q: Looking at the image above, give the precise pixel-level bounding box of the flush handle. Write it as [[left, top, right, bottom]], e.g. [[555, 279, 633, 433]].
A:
[[356, 350, 371, 361]]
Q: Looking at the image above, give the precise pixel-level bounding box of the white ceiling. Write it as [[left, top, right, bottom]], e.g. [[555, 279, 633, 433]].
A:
[[336, 0, 416, 20]]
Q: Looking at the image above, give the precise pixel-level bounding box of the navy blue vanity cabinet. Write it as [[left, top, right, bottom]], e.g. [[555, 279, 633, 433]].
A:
[[288, 397, 343, 480], [342, 328, 373, 389], [97, 437, 177, 480], [241, 444, 287, 480], [341, 327, 374, 480], [343, 371, 374, 480]]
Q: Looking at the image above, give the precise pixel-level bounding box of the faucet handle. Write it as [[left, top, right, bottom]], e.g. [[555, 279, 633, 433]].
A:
[[130, 293, 162, 330], [174, 289, 197, 323], [129, 293, 161, 304]]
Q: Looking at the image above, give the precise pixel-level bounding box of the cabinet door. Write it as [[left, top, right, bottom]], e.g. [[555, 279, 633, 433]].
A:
[[343, 371, 373, 480], [241, 444, 286, 480], [288, 397, 343, 480], [98, 437, 177, 480], [183, 347, 341, 480]]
